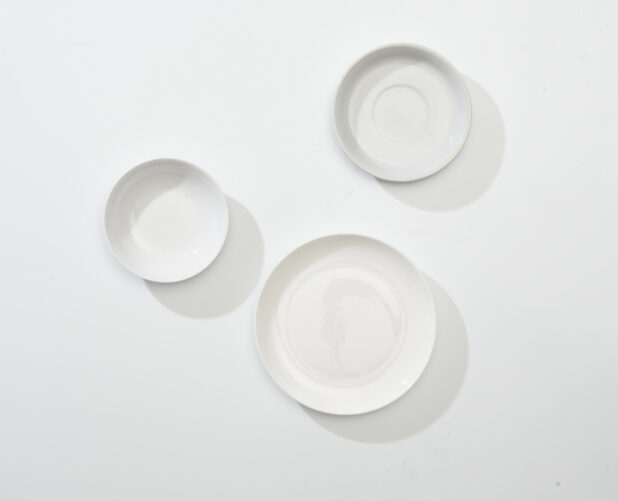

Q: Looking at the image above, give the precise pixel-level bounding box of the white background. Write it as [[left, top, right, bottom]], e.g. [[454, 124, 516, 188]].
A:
[[1, 1, 617, 499]]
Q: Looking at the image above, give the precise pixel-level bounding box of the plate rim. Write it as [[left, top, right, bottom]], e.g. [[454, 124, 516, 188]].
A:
[[254, 233, 437, 415], [103, 158, 229, 283], [333, 43, 472, 182]]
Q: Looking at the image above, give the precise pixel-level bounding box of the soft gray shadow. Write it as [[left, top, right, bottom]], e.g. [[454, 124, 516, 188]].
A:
[[302, 276, 468, 442], [379, 79, 505, 210], [145, 198, 263, 318]]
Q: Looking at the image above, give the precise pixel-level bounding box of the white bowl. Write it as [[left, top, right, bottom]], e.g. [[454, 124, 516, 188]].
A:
[[334, 44, 471, 182], [104, 159, 229, 283], [255, 235, 436, 415]]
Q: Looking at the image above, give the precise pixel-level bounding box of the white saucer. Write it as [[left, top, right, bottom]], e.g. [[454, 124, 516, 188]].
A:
[[104, 159, 229, 283], [334, 44, 471, 181], [255, 235, 436, 415]]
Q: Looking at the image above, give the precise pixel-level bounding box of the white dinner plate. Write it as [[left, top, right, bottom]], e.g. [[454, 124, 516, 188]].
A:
[[255, 235, 436, 415], [334, 44, 471, 182], [104, 159, 229, 283]]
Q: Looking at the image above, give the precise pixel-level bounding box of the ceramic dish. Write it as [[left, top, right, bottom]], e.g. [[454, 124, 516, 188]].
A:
[[104, 158, 229, 283], [255, 235, 436, 415], [334, 44, 471, 182]]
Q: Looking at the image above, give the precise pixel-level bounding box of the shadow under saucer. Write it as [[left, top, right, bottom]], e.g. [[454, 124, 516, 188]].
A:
[[379, 78, 505, 211]]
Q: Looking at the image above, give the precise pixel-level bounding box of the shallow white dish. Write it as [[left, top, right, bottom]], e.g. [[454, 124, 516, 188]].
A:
[[334, 44, 471, 182], [104, 159, 229, 283], [255, 235, 436, 415]]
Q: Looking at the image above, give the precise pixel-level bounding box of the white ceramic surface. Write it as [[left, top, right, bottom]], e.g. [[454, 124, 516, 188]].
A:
[[104, 159, 229, 283], [256, 235, 436, 415], [334, 44, 472, 182]]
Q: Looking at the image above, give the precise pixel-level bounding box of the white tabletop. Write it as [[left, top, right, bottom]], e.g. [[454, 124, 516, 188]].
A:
[[1, 1, 617, 499]]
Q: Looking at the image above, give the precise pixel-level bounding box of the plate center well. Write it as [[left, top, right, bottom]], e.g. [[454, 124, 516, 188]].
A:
[[279, 265, 406, 385]]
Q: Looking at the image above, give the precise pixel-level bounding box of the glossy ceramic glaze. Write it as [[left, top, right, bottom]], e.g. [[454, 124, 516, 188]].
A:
[[334, 44, 471, 182], [104, 159, 229, 282], [255, 235, 436, 415]]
